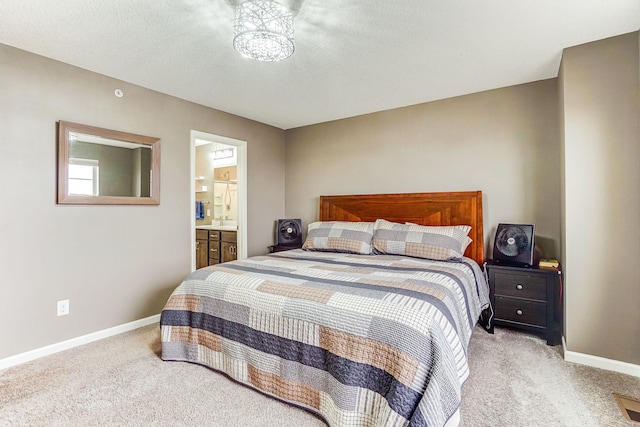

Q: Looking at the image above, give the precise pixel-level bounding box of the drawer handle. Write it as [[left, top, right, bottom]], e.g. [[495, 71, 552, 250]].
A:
[[516, 309, 523, 315], [516, 284, 523, 290]]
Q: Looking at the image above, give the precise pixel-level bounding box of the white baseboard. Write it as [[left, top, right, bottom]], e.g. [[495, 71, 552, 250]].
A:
[[0, 314, 160, 371], [562, 336, 640, 378]]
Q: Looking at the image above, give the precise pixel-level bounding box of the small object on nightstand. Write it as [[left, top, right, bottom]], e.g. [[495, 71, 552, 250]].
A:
[[269, 244, 301, 253], [485, 260, 562, 345], [538, 258, 559, 269]]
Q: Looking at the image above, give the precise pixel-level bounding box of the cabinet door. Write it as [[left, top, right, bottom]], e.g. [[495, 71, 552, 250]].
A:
[[196, 239, 208, 269], [209, 244, 220, 263], [221, 241, 237, 263]]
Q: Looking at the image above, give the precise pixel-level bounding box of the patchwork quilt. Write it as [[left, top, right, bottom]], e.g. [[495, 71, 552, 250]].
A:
[[160, 249, 490, 427]]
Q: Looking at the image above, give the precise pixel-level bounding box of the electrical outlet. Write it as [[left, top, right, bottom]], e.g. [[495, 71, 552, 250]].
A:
[[57, 299, 69, 316]]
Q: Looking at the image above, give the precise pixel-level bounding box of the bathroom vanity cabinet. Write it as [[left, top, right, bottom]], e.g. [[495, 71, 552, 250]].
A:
[[221, 231, 238, 263], [195, 229, 237, 269], [196, 229, 209, 269]]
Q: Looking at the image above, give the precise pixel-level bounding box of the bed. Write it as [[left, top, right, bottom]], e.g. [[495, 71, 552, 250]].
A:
[[160, 191, 491, 427]]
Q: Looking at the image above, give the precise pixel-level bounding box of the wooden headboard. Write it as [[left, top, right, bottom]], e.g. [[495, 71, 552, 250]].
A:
[[319, 191, 484, 265]]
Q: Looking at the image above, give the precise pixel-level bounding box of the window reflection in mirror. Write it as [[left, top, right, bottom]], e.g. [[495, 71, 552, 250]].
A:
[[68, 158, 99, 196], [57, 121, 160, 205]]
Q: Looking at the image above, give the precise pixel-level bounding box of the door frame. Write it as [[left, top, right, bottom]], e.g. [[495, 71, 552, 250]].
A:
[[190, 130, 248, 271]]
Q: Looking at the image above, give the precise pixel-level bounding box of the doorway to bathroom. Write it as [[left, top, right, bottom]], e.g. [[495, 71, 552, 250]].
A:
[[191, 130, 247, 271]]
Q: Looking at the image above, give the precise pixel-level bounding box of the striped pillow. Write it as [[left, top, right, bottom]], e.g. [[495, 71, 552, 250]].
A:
[[302, 221, 375, 254], [373, 219, 472, 261]]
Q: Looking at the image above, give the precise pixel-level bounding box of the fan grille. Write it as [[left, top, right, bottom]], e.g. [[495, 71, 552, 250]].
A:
[[495, 226, 529, 257], [277, 219, 302, 246]]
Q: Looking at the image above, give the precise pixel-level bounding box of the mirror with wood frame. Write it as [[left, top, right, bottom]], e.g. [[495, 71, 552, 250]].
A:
[[57, 121, 160, 205]]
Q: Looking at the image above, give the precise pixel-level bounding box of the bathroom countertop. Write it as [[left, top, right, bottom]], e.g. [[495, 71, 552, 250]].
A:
[[196, 225, 238, 231]]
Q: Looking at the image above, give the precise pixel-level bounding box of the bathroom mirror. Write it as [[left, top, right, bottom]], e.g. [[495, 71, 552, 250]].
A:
[[57, 121, 160, 205]]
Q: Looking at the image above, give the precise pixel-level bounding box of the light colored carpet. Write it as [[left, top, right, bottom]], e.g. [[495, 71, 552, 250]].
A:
[[460, 328, 639, 427], [0, 324, 638, 426]]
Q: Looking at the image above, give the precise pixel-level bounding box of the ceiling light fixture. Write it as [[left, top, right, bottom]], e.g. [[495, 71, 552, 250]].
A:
[[233, 0, 295, 62]]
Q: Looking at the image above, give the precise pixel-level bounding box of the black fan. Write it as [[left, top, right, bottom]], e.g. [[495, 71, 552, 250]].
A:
[[276, 219, 302, 247], [492, 223, 535, 267]]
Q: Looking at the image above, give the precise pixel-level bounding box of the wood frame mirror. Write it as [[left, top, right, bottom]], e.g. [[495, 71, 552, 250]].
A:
[[57, 121, 160, 205]]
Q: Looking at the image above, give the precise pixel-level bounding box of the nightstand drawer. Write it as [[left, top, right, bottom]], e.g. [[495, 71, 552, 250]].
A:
[[494, 272, 546, 300], [494, 296, 546, 327]]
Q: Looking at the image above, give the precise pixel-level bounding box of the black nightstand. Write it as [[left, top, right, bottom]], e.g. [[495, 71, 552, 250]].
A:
[[269, 244, 301, 253], [485, 260, 562, 345]]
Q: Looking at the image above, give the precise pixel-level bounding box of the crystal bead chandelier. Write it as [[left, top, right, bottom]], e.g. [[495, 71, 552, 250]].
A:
[[233, 0, 295, 62]]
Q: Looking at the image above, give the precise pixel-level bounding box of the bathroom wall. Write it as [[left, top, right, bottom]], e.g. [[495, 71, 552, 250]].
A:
[[213, 166, 238, 223], [195, 144, 215, 225], [195, 144, 238, 225]]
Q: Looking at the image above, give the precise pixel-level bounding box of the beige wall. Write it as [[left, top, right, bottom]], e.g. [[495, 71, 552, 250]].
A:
[[4, 31, 638, 369], [285, 80, 562, 259], [559, 32, 640, 365], [0, 44, 285, 359]]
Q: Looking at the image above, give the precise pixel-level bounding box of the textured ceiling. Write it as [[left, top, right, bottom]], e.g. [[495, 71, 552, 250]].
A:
[[1, 0, 639, 129]]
